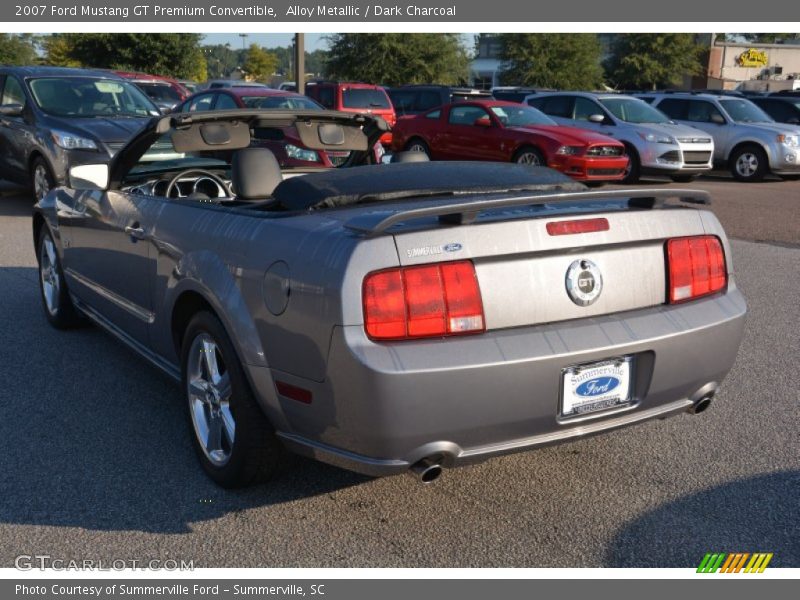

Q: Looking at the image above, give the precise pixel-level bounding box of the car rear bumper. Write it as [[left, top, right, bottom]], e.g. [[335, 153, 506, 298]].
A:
[[267, 288, 747, 477], [549, 155, 628, 181]]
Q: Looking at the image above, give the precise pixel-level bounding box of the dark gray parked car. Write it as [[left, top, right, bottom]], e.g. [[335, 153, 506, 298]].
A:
[[0, 66, 159, 200], [33, 109, 746, 488]]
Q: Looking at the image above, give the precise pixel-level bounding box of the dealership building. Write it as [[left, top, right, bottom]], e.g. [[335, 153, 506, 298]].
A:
[[705, 41, 800, 91]]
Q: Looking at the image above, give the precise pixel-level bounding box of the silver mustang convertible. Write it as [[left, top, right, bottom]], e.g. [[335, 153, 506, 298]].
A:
[[34, 109, 746, 488]]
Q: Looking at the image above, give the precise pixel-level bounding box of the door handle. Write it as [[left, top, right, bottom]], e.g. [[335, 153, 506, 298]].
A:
[[125, 225, 146, 240]]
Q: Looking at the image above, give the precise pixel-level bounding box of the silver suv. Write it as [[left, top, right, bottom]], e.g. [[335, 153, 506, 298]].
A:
[[641, 92, 800, 182], [526, 92, 714, 183]]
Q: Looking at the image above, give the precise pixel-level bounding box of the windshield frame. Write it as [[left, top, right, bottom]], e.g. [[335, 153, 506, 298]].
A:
[[28, 76, 159, 118], [599, 97, 672, 124]]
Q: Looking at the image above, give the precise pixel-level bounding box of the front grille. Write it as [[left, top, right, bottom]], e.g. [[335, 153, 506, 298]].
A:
[[677, 137, 712, 144], [683, 151, 712, 164], [586, 145, 624, 157], [659, 150, 681, 163], [587, 168, 624, 176]]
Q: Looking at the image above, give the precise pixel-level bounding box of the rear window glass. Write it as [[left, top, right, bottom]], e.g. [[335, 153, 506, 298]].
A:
[[137, 83, 181, 102], [342, 88, 391, 109], [242, 95, 322, 110]]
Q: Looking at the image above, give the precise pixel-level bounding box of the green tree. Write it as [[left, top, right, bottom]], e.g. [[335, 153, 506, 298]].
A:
[[325, 33, 469, 86], [242, 44, 278, 82], [606, 34, 704, 90], [42, 34, 81, 67], [0, 34, 39, 65], [202, 44, 243, 79], [497, 34, 604, 90], [50, 34, 204, 79]]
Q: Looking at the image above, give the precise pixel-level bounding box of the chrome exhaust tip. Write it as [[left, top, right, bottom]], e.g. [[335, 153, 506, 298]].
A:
[[409, 457, 443, 483], [689, 394, 713, 415]]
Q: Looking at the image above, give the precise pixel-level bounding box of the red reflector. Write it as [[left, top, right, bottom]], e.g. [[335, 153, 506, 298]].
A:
[[546, 218, 610, 236], [275, 380, 313, 404], [363, 260, 485, 340], [667, 236, 727, 303]]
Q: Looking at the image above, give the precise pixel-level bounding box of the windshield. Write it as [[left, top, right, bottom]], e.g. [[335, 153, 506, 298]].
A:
[[30, 77, 158, 117], [599, 97, 671, 124], [490, 105, 556, 127], [719, 98, 774, 123], [241, 95, 322, 110], [342, 88, 391, 109], [137, 82, 182, 103]]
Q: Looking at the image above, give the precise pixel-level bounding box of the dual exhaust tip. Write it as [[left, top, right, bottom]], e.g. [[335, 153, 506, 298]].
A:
[[409, 391, 716, 483]]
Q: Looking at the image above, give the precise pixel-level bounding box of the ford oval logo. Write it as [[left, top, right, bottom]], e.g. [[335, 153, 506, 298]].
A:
[[575, 377, 620, 397], [443, 243, 462, 253]]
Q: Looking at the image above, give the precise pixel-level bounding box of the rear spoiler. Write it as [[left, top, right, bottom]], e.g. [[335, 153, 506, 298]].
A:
[[344, 188, 711, 237]]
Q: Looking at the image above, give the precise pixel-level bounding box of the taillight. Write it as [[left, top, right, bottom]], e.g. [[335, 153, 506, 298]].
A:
[[363, 260, 485, 340], [666, 236, 727, 303]]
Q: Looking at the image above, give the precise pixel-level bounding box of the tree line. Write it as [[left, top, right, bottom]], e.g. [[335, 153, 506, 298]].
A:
[[0, 32, 794, 89]]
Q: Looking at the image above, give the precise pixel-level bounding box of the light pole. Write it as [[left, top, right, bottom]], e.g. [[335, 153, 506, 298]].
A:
[[294, 33, 305, 94], [239, 33, 248, 50]]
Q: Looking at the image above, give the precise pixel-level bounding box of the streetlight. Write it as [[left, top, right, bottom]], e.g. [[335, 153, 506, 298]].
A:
[[239, 33, 248, 50]]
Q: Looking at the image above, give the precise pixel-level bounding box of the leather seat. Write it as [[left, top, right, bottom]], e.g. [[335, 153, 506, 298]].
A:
[[231, 148, 283, 200]]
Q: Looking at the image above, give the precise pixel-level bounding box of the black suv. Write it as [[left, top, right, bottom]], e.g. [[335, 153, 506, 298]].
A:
[[386, 85, 492, 116], [0, 66, 159, 200], [750, 95, 800, 125]]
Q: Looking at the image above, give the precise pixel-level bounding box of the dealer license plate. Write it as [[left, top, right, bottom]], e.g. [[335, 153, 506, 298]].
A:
[[561, 358, 633, 418]]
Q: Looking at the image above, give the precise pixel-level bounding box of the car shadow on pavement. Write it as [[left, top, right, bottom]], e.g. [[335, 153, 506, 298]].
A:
[[605, 470, 800, 567], [0, 265, 370, 535]]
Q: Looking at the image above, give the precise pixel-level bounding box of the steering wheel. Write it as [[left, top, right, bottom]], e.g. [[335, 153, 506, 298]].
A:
[[164, 169, 230, 199]]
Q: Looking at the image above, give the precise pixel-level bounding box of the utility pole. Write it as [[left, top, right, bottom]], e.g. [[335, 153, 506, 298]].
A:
[[294, 33, 305, 94]]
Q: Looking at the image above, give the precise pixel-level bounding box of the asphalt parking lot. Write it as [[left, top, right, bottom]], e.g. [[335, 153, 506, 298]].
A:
[[0, 175, 797, 568]]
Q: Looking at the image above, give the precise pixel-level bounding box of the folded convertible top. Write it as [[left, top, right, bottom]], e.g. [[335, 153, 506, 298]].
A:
[[273, 162, 586, 211]]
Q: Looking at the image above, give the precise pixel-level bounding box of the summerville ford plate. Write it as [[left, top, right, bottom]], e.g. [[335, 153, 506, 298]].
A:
[[561, 358, 633, 418]]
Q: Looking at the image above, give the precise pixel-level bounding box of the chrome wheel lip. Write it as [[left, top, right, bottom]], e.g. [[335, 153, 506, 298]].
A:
[[34, 164, 51, 201], [516, 152, 542, 166], [735, 152, 759, 177], [187, 333, 235, 467], [39, 236, 60, 316]]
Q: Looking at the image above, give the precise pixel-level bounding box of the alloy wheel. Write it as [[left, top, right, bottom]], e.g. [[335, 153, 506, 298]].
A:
[[735, 152, 759, 178], [39, 236, 60, 316]]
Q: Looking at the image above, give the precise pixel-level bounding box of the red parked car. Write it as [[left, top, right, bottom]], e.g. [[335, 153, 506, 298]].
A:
[[111, 70, 190, 112], [391, 100, 629, 183], [305, 81, 395, 146], [175, 87, 359, 168]]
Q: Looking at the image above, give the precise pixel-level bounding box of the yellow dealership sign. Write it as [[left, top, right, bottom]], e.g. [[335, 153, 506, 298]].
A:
[[737, 48, 768, 67]]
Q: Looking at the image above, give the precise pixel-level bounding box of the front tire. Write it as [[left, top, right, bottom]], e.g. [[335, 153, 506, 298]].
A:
[[31, 157, 56, 202], [404, 138, 430, 158], [182, 311, 283, 488], [37, 228, 84, 329], [513, 146, 545, 166], [621, 146, 641, 184], [730, 145, 768, 182]]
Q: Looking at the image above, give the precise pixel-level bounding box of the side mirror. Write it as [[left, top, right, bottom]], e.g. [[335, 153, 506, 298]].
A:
[[473, 117, 492, 128], [588, 114, 606, 123], [0, 103, 24, 117], [710, 113, 726, 125], [69, 164, 109, 191]]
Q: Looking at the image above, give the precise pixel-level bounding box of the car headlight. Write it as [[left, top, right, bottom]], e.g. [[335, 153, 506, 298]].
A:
[[777, 134, 800, 148], [556, 145, 583, 155], [50, 130, 98, 151], [637, 131, 676, 144], [285, 144, 319, 162]]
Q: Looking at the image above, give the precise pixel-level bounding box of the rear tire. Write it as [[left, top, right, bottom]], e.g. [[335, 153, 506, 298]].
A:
[[513, 146, 545, 166], [181, 310, 284, 488], [37, 227, 84, 329], [730, 145, 768, 182], [621, 146, 641, 184], [404, 138, 430, 158]]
